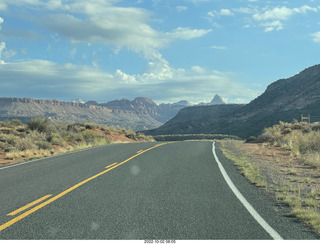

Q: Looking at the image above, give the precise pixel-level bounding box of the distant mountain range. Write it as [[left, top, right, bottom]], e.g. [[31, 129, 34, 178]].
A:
[[6, 64, 319, 139], [0, 95, 225, 131], [146, 64, 320, 138]]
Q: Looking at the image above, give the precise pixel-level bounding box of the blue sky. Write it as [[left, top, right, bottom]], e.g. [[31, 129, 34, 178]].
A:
[[0, 0, 320, 104]]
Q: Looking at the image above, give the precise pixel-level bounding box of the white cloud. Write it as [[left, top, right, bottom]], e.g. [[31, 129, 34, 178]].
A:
[[114, 69, 137, 84], [0, 17, 4, 30], [189, 0, 209, 4], [0, 3, 7, 10], [69, 47, 77, 59], [252, 5, 317, 32], [208, 9, 234, 18], [253, 7, 293, 21], [32, 3, 211, 63], [3, 49, 17, 59], [0, 0, 257, 104], [0, 58, 259, 104], [220, 9, 234, 16], [0, 42, 6, 64], [210, 45, 227, 50], [191, 66, 206, 74], [165, 27, 212, 41], [311, 31, 320, 43], [253, 5, 317, 21], [2, 0, 211, 63], [176, 6, 187, 12], [260, 20, 284, 32], [42, 11, 161, 54]]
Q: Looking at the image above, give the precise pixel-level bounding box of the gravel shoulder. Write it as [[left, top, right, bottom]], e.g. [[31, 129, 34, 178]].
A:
[[220, 139, 320, 236]]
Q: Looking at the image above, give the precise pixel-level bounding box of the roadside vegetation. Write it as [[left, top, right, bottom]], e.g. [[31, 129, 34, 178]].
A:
[[153, 133, 240, 141], [253, 120, 320, 169], [0, 118, 154, 164], [220, 120, 320, 235]]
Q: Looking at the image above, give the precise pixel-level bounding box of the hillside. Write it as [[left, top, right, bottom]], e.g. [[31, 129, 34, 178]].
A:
[[100, 97, 187, 123], [0, 95, 225, 131], [0, 119, 154, 167], [146, 64, 320, 138], [146, 104, 244, 135], [0, 97, 162, 131]]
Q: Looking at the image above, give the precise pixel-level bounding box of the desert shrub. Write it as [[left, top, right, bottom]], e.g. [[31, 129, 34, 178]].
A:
[[300, 152, 320, 169], [299, 131, 320, 153], [7, 119, 23, 127], [124, 129, 137, 140], [83, 122, 98, 130], [28, 118, 50, 133], [134, 133, 155, 142], [258, 126, 282, 143], [100, 125, 115, 134], [15, 137, 37, 151], [0, 119, 23, 128], [48, 132, 66, 146], [67, 123, 86, 133], [26, 130, 47, 142], [36, 141, 52, 150], [81, 130, 98, 144], [311, 123, 320, 131], [245, 136, 257, 143], [0, 141, 9, 150], [66, 131, 84, 143], [0, 134, 19, 146], [292, 121, 309, 131]]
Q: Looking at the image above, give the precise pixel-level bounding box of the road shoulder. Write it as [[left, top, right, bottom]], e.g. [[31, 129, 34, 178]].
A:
[[219, 139, 320, 237]]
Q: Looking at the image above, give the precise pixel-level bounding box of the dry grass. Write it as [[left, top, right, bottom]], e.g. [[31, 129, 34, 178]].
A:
[[0, 119, 155, 165], [222, 132, 320, 235], [220, 141, 267, 187], [254, 121, 320, 169]]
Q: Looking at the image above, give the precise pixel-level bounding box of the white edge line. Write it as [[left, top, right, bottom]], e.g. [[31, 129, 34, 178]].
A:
[[212, 142, 283, 240]]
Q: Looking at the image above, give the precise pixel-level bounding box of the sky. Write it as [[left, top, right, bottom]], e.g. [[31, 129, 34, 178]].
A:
[[0, 0, 320, 104]]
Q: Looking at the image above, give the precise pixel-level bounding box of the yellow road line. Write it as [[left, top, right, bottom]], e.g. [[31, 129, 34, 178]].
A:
[[7, 195, 52, 216], [0, 143, 170, 232], [105, 163, 118, 168]]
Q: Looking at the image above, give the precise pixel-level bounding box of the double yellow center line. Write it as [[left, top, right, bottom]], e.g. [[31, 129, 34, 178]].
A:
[[0, 142, 170, 232]]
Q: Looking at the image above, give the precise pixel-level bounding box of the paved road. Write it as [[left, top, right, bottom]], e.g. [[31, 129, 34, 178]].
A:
[[0, 141, 318, 240]]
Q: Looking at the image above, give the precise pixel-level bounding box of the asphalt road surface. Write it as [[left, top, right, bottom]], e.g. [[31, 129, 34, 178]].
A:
[[0, 141, 319, 240]]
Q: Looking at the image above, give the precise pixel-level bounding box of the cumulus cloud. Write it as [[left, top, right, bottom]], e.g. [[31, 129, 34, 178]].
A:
[[253, 5, 317, 21], [3, 49, 16, 59], [191, 66, 206, 74], [252, 5, 317, 32], [210, 45, 227, 50], [0, 58, 259, 104], [34, 3, 211, 63], [176, 6, 188, 12], [42, 11, 161, 54], [189, 0, 209, 4], [208, 9, 234, 18], [0, 0, 257, 103], [0, 42, 5, 64], [260, 20, 283, 32], [3, 0, 211, 61], [165, 27, 212, 41], [311, 32, 320, 43], [0, 17, 3, 30], [220, 9, 234, 16]]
